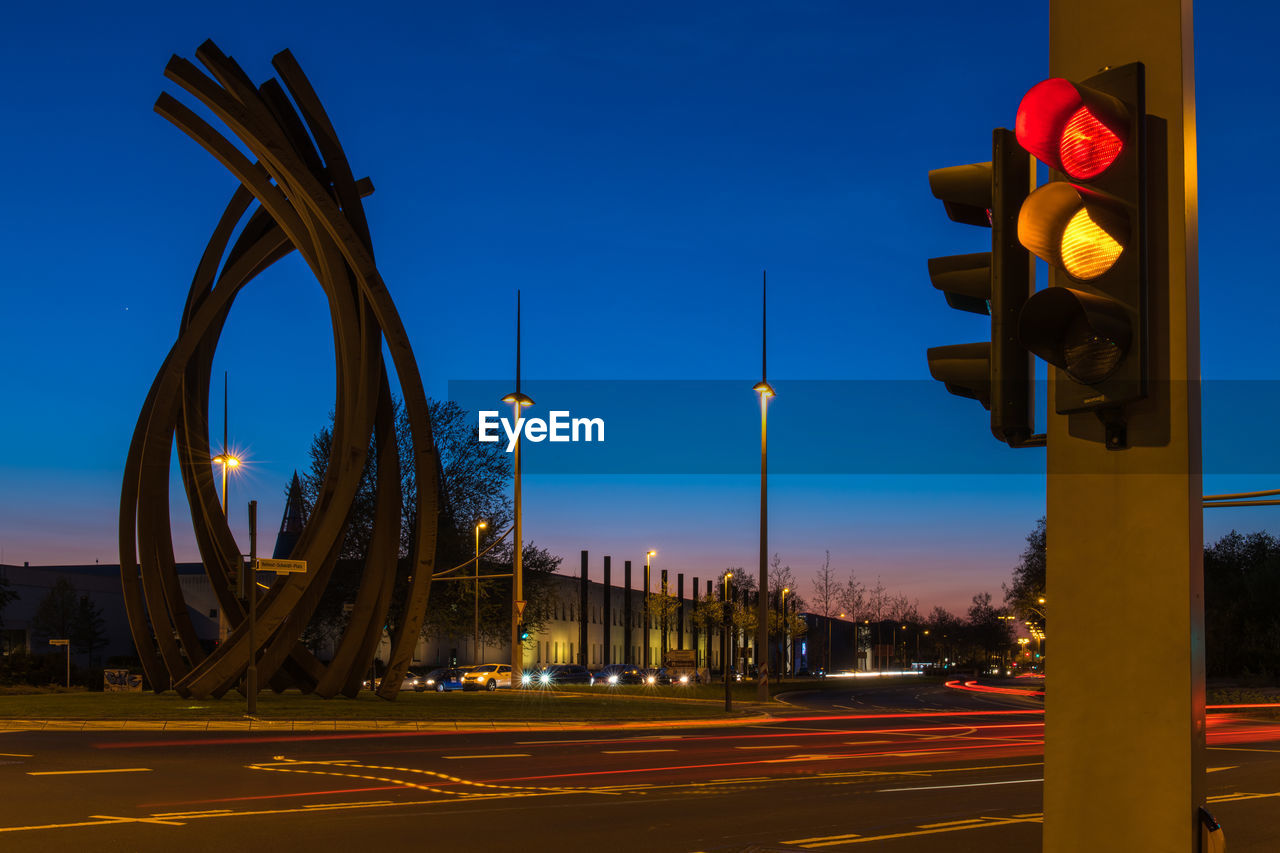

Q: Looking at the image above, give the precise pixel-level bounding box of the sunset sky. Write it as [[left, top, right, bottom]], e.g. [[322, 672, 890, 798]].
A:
[[2, 1, 1276, 615]]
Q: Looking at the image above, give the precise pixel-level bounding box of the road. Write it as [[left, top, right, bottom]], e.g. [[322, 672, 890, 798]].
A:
[[1, 681, 1276, 852]]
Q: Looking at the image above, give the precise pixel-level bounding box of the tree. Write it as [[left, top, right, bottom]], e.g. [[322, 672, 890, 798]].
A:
[[1004, 516, 1047, 623], [70, 595, 107, 666], [1204, 530, 1280, 678], [0, 573, 17, 630], [297, 397, 538, 656], [967, 591, 1014, 669], [810, 551, 840, 619], [30, 579, 77, 644]]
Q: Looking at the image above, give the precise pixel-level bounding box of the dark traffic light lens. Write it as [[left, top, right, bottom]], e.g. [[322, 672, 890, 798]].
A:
[[1062, 315, 1122, 384]]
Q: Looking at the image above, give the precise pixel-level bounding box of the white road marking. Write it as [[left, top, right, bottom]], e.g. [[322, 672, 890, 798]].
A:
[[877, 777, 1043, 793], [27, 768, 153, 776]]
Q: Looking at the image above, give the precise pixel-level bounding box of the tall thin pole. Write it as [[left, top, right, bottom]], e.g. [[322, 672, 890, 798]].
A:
[[508, 291, 529, 685], [643, 553, 651, 669], [474, 523, 483, 664], [723, 573, 732, 712], [756, 271, 771, 701], [246, 500, 257, 715]]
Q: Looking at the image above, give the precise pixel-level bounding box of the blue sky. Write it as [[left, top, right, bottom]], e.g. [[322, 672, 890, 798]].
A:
[[1, 1, 1276, 614]]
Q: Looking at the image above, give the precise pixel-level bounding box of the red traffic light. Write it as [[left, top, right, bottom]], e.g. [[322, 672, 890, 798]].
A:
[[1015, 78, 1129, 179]]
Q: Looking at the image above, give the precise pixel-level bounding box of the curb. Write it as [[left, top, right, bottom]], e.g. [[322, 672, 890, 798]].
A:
[[0, 712, 776, 734]]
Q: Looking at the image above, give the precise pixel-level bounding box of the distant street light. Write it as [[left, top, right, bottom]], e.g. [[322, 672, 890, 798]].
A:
[[780, 587, 790, 679], [212, 453, 240, 517], [644, 550, 656, 670], [474, 520, 487, 664], [723, 571, 733, 711]]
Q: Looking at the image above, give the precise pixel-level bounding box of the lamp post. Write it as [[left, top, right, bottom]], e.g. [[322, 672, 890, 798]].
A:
[[211, 450, 240, 643], [643, 550, 656, 670], [753, 271, 775, 702], [503, 290, 533, 687], [474, 521, 487, 664], [826, 612, 845, 674], [779, 586, 790, 680], [723, 571, 733, 711]]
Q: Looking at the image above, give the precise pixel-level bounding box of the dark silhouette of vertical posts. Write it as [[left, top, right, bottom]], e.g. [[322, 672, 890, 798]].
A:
[[643, 551, 655, 669], [579, 551, 588, 667], [602, 556, 611, 666], [624, 561, 632, 663], [691, 575, 699, 667], [660, 568, 669, 661], [677, 573, 685, 652]]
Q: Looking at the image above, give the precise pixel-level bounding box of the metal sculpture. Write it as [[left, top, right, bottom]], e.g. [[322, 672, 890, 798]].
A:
[[119, 41, 438, 700]]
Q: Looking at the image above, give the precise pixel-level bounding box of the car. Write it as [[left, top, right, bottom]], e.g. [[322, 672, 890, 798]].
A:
[[528, 664, 592, 687], [590, 664, 646, 685], [461, 663, 513, 691], [422, 667, 466, 692], [362, 670, 430, 692]]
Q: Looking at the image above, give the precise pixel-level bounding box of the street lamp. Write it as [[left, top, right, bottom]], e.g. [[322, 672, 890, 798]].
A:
[[779, 587, 790, 679], [723, 571, 733, 711], [473, 521, 487, 664], [644, 550, 656, 670], [827, 612, 845, 674], [211, 453, 240, 517], [504, 292, 535, 686], [754, 272, 775, 702]]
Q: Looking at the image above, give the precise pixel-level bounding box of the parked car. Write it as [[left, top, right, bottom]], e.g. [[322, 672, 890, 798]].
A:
[[461, 663, 513, 691], [423, 667, 466, 692], [362, 670, 429, 691], [529, 664, 592, 686], [590, 664, 646, 685]]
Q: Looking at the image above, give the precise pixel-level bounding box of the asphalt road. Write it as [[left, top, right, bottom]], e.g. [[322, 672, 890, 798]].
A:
[[1, 681, 1275, 852]]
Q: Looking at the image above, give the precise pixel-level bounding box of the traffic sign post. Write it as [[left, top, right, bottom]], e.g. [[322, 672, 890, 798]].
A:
[[49, 639, 70, 687], [254, 557, 307, 574]]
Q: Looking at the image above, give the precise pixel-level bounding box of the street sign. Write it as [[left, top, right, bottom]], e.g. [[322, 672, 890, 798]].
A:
[[48, 639, 69, 646], [515, 600, 526, 621], [255, 558, 307, 574]]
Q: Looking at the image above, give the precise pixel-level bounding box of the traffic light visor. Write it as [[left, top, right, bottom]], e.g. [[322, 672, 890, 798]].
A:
[[1018, 287, 1132, 384], [1018, 182, 1126, 280], [1016, 78, 1128, 179]]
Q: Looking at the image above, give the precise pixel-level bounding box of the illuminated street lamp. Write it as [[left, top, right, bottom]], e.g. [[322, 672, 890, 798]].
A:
[[643, 550, 657, 669], [779, 587, 790, 679], [212, 453, 240, 514], [504, 290, 534, 686], [723, 571, 733, 711], [473, 521, 487, 664], [754, 272, 776, 702]]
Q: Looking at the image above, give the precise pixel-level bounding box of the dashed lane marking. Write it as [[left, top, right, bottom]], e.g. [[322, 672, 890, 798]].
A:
[[27, 768, 152, 776]]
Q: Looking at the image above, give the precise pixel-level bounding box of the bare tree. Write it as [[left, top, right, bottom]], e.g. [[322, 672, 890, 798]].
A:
[[810, 551, 840, 618]]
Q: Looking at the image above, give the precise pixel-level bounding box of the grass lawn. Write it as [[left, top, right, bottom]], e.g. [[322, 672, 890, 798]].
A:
[[0, 675, 935, 723]]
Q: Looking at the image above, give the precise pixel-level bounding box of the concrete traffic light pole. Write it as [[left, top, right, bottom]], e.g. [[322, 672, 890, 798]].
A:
[[1044, 1, 1206, 850]]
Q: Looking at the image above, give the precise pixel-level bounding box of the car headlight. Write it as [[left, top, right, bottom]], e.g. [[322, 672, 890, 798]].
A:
[[608, 675, 618, 684], [521, 673, 532, 685], [646, 675, 656, 684], [679, 675, 689, 683], [539, 673, 550, 684]]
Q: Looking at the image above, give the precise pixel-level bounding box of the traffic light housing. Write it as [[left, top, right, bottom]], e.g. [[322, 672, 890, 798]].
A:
[[927, 128, 1039, 448], [518, 623, 530, 643], [1014, 63, 1152, 432]]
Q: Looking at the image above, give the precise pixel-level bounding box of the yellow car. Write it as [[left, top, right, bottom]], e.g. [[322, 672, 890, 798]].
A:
[[461, 664, 513, 691]]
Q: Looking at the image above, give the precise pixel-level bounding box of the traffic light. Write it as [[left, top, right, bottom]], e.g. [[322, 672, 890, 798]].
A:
[[518, 624, 530, 643], [927, 128, 1039, 448], [1014, 63, 1154, 437]]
